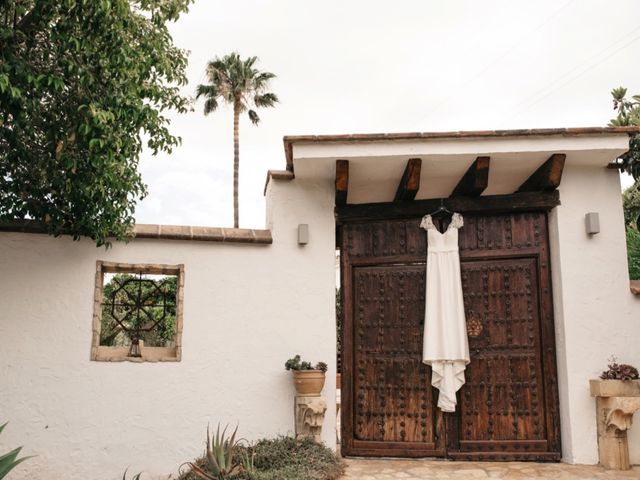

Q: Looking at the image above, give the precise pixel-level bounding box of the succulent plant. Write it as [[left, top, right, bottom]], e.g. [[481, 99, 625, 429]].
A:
[[122, 470, 143, 480], [188, 424, 242, 480], [285, 355, 328, 372], [315, 362, 328, 373], [600, 358, 640, 381]]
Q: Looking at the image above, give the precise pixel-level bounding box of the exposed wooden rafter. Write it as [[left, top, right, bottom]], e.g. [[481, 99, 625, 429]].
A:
[[394, 158, 422, 202], [517, 153, 566, 192], [336, 191, 560, 223], [335, 159, 349, 207], [450, 156, 490, 197]]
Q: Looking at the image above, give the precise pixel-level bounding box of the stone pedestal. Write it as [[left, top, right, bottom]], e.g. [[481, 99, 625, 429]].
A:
[[294, 395, 327, 443], [590, 379, 640, 470]]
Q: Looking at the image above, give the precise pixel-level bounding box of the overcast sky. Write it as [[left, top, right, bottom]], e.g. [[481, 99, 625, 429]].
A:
[[134, 0, 640, 228]]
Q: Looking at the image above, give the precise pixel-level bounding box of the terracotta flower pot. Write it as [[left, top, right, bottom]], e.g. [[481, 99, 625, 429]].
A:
[[292, 370, 326, 395]]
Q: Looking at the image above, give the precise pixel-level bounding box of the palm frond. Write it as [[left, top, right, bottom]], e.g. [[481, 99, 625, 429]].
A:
[[253, 72, 276, 90], [248, 109, 260, 125], [203, 98, 219, 115], [198, 53, 277, 121], [195, 84, 217, 99], [244, 56, 258, 70], [254, 93, 278, 108]]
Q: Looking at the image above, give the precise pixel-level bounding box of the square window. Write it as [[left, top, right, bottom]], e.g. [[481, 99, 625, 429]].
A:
[[91, 261, 184, 362]]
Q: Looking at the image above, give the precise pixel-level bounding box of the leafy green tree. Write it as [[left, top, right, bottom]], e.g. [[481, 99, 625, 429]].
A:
[[101, 274, 177, 347], [0, 0, 192, 246], [196, 53, 278, 228], [609, 88, 640, 279], [627, 228, 640, 281], [623, 181, 640, 280], [609, 87, 640, 180], [623, 180, 640, 228]]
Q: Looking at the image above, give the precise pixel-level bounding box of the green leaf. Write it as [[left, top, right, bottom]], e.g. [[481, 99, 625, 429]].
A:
[[0, 0, 193, 246]]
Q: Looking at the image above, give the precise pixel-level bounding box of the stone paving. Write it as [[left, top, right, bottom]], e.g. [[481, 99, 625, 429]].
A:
[[341, 458, 640, 479]]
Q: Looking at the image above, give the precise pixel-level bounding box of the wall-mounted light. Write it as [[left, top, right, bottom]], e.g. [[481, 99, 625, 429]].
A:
[[298, 224, 309, 245], [585, 212, 600, 235]]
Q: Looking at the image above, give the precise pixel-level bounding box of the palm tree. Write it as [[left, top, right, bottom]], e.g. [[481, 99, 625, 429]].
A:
[[196, 52, 278, 228]]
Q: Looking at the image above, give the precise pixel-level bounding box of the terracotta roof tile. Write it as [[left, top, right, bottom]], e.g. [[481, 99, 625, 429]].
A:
[[0, 220, 272, 245]]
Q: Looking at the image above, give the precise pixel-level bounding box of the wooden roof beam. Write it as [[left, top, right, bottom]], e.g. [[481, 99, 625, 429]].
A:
[[335, 159, 349, 207], [450, 156, 490, 197], [336, 191, 560, 223], [517, 153, 566, 192], [394, 158, 422, 202]]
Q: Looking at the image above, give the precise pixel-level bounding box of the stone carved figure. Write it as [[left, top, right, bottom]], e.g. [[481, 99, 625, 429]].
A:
[[603, 398, 640, 432], [295, 396, 327, 443]]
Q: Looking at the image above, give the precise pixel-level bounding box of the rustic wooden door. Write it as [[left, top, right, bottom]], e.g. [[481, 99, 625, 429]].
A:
[[340, 212, 561, 461]]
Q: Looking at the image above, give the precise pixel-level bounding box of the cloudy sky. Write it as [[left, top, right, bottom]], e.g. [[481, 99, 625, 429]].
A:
[[135, 0, 640, 229]]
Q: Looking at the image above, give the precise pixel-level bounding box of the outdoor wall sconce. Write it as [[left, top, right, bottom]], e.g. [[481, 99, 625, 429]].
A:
[[585, 212, 600, 235], [298, 224, 309, 245]]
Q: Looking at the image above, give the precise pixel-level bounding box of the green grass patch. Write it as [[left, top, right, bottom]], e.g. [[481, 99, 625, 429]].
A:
[[179, 436, 344, 480]]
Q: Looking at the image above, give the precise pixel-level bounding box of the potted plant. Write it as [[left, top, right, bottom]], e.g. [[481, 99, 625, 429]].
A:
[[590, 357, 640, 397], [285, 355, 328, 395]]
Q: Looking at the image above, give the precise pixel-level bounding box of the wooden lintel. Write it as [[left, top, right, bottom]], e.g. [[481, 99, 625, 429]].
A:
[[394, 158, 422, 202], [517, 153, 566, 192], [450, 156, 490, 197], [335, 160, 349, 207], [336, 191, 560, 223]]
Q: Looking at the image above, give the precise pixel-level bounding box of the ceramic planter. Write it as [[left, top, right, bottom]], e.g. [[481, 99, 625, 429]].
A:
[[292, 370, 326, 395]]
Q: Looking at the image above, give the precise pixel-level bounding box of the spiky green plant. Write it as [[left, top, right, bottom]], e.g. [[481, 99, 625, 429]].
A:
[[188, 424, 241, 480], [0, 423, 32, 479], [122, 470, 142, 480], [237, 445, 255, 477]]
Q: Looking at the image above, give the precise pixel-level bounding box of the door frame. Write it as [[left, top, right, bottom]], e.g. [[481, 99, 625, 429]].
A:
[[338, 202, 561, 461]]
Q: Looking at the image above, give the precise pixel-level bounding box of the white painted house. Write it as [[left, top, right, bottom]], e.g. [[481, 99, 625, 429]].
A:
[[1, 127, 639, 479]]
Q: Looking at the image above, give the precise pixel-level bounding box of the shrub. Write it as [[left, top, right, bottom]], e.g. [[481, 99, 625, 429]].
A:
[[180, 437, 343, 480]]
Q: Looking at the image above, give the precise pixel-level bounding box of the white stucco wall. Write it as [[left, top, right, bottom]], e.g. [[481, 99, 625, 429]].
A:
[[0, 176, 336, 480], [549, 165, 640, 464], [3, 141, 640, 476]]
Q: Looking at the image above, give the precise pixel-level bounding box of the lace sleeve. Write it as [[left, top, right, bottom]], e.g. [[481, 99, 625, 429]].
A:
[[420, 215, 434, 230], [450, 213, 464, 229]]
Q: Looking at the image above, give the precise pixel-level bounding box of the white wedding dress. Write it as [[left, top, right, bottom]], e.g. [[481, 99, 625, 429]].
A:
[[420, 212, 470, 412]]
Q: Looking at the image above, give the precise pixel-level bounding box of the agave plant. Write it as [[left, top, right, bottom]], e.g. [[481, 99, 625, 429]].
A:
[[238, 444, 255, 477], [0, 423, 32, 479], [122, 470, 142, 480], [188, 424, 241, 480]]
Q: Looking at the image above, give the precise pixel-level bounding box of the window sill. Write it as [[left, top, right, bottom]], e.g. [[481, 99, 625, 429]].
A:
[[91, 346, 181, 362]]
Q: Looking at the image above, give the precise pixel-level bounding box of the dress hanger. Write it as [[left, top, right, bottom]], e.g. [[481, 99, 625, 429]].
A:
[[428, 198, 453, 217]]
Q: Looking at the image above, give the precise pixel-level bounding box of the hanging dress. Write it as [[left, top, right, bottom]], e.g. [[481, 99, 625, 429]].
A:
[[420, 212, 470, 412]]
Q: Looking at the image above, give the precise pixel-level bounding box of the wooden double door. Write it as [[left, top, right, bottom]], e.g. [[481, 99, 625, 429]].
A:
[[339, 212, 561, 461]]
